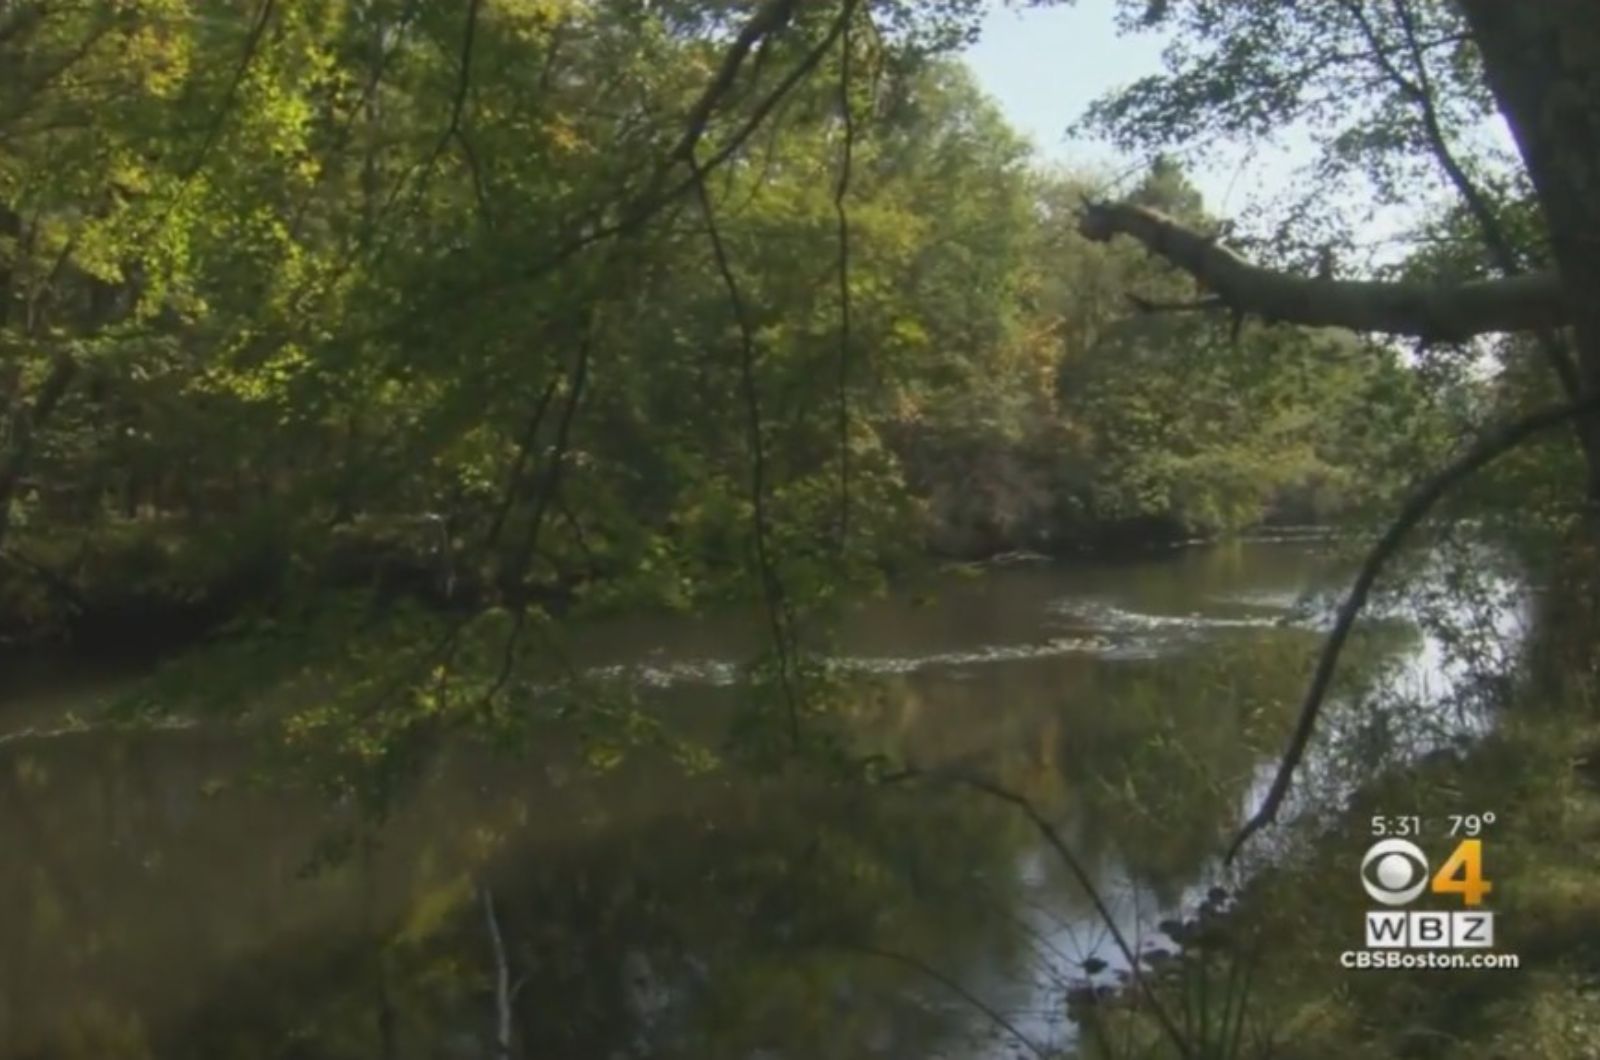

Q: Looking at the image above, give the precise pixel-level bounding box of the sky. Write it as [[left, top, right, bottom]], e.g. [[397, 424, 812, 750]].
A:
[[961, 0, 1308, 214], [960, 1, 1526, 265], [963, 0, 1161, 169]]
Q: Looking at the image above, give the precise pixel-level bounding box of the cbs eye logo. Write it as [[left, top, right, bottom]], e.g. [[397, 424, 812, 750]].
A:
[[1361, 839, 1431, 905], [1360, 838, 1492, 907]]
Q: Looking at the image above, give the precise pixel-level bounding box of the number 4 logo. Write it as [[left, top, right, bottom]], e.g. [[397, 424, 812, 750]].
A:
[[1432, 838, 1493, 906]]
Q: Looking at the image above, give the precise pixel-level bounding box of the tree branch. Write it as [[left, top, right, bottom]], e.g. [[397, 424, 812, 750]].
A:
[[321, 2, 849, 360], [183, 0, 277, 181], [689, 152, 801, 745], [1344, 0, 1581, 396], [0, 545, 88, 615], [834, 1, 858, 552], [873, 759, 1192, 1057], [1380, 0, 1521, 271], [381, 0, 483, 220], [1079, 200, 1568, 341], [668, 0, 802, 163], [503, 328, 589, 599], [956, 774, 1193, 1059], [844, 943, 1050, 1060], [1228, 392, 1600, 862], [484, 373, 563, 551]]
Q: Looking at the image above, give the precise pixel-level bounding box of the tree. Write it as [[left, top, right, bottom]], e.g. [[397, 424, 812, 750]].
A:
[[1070, 0, 1600, 499]]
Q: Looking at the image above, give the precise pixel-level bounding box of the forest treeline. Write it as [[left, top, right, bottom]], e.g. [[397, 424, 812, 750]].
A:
[[0, 1, 1482, 647]]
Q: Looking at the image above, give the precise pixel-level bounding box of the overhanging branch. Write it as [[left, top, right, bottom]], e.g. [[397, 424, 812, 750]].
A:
[[1079, 200, 1569, 341]]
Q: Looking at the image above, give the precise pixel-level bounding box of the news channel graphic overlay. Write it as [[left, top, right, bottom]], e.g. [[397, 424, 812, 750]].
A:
[[1340, 813, 1520, 970]]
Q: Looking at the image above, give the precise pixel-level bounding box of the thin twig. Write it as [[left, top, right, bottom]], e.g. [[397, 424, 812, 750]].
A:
[[290, 0, 423, 239], [845, 943, 1052, 1060], [484, 374, 564, 551], [182, 0, 277, 181], [954, 775, 1193, 1059], [689, 153, 800, 745], [255, 1, 850, 397], [379, 0, 483, 218], [504, 329, 590, 597], [833, 2, 858, 552], [394, 3, 855, 344]]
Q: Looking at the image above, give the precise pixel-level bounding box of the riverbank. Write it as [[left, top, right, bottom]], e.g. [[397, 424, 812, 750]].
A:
[[1081, 680, 1600, 1058], [0, 508, 1347, 656], [0, 515, 516, 654]]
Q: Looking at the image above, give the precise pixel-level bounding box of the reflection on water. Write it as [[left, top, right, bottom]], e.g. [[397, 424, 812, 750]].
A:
[[0, 541, 1511, 1058]]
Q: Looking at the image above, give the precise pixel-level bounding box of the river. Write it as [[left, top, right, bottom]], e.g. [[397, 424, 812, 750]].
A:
[[0, 537, 1520, 1059]]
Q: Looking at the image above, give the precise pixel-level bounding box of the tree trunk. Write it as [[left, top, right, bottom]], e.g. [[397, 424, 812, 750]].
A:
[[1456, 0, 1600, 500]]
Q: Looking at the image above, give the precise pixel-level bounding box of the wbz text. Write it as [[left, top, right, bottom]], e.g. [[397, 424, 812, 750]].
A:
[[1364, 910, 1493, 948]]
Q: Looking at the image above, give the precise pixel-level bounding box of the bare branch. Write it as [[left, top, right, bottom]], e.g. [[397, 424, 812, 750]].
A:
[[1228, 392, 1600, 862], [1079, 200, 1568, 341]]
